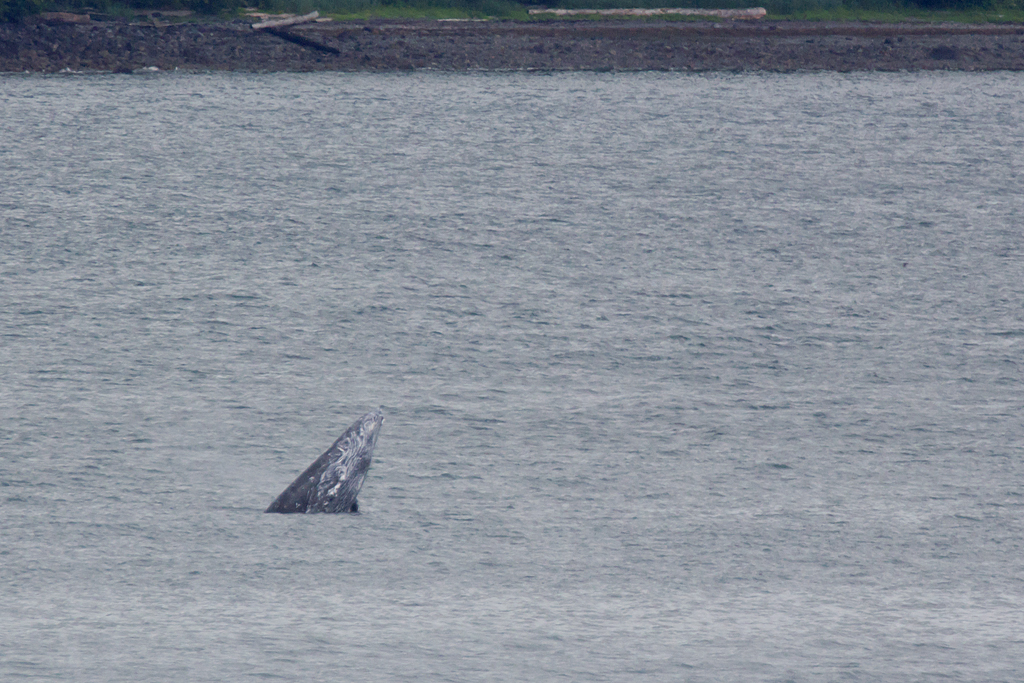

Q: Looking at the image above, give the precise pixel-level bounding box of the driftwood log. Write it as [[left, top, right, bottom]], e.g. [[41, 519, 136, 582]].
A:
[[252, 11, 340, 54], [39, 12, 92, 24], [251, 11, 320, 30]]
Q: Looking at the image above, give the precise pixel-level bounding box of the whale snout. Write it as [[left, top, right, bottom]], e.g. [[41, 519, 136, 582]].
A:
[[360, 410, 385, 442]]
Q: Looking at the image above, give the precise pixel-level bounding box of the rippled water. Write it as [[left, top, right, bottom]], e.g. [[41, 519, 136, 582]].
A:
[[3, 71, 1024, 681]]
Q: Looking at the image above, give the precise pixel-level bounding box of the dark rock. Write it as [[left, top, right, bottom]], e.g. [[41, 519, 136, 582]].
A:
[[929, 45, 958, 60]]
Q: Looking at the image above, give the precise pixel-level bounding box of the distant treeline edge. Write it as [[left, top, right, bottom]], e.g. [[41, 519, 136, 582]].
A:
[[2, 0, 1019, 26]]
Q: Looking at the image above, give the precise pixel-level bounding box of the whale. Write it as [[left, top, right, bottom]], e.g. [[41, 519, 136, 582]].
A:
[[265, 410, 384, 514]]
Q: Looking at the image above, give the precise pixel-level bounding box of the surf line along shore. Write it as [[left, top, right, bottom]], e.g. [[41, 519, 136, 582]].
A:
[[2, 16, 1024, 73]]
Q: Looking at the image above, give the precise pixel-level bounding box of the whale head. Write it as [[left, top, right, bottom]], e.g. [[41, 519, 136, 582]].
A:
[[353, 409, 385, 454]]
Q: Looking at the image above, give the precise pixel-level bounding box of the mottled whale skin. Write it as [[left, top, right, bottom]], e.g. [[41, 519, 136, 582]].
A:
[[265, 410, 384, 514]]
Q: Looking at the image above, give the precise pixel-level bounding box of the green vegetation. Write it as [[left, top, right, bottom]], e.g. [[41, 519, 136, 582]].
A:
[[1, 0, 240, 21], [4, 0, 1022, 24], [769, 5, 1024, 20], [2, 0, 42, 22]]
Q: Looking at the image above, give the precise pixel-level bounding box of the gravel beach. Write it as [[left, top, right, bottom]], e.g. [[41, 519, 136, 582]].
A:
[[2, 17, 1024, 73]]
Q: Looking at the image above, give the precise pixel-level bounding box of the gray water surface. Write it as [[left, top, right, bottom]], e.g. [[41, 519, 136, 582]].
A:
[[2, 71, 1024, 681]]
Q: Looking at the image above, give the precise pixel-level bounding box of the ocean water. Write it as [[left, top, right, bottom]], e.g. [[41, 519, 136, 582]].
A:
[[2, 70, 1024, 681]]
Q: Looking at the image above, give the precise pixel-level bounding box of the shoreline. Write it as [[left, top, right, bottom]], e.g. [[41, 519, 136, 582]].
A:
[[2, 19, 1024, 73]]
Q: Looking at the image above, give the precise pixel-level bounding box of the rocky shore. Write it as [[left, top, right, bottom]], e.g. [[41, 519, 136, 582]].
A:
[[2, 17, 1024, 73]]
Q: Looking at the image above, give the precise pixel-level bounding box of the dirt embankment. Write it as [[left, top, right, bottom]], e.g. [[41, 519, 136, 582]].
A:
[[2, 18, 1024, 73]]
